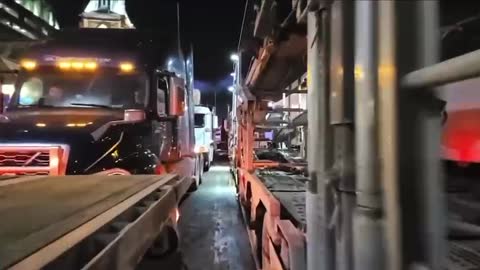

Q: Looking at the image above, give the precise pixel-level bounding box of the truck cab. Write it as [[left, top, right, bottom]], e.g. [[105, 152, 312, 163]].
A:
[[0, 29, 202, 188], [194, 105, 217, 171]]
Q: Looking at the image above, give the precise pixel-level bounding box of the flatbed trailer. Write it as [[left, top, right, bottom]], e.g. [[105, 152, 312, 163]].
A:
[[0, 173, 192, 270], [237, 164, 307, 270]]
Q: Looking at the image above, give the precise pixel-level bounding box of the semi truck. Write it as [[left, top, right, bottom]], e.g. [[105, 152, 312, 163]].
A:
[[193, 89, 217, 171], [0, 22, 201, 269], [0, 28, 203, 188]]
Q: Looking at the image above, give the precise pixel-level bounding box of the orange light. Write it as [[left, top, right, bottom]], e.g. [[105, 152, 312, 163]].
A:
[[58, 61, 71, 70], [71, 61, 84, 70], [84, 61, 97, 70], [66, 122, 92, 127], [119, 62, 134, 72], [21, 60, 37, 70], [36, 123, 46, 127], [175, 208, 180, 222]]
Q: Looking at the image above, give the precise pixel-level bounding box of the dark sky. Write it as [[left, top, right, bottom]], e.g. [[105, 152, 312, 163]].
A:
[[47, 0, 245, 119]]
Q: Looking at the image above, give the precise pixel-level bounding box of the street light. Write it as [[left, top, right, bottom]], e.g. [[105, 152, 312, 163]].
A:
[[228, 86, 235, 92], [230, 53, 239, 62]]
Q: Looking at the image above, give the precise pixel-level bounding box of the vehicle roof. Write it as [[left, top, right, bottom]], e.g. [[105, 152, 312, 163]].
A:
[[194, 106, 212, 114], [21, 29, 179, 68]]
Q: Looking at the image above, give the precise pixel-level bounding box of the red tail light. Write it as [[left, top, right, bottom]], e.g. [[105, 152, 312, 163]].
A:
[[442, 109, 480, 163]]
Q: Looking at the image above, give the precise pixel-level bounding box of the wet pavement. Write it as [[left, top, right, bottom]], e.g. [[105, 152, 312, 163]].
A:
[[138, 165, 255, 270]]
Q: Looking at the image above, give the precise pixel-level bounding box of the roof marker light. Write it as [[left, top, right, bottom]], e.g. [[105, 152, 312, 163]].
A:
[[85, 61, 97, 70], [20, 60, 37, 70], [71, 61, 84, 70], [119, 62, 134, 72], [58, 61, 71, 70]]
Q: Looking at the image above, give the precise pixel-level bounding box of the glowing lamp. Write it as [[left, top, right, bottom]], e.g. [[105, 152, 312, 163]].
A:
[[58, 61, 71, 70], [84, 61, 97, 70], [119, 62, 134, 72], [194, 145, 208, 153], [230, 53, 239, 62], [20, 60, 37, 70], [71, 61, 84, 70]]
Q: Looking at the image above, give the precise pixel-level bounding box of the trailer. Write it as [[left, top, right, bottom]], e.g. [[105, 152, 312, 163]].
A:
[[232, 78, 308, 270], [0, 173, 191, 270], [231, 1, 480, 270]]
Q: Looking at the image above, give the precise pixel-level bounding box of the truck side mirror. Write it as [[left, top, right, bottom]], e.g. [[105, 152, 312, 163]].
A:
[[169, 77, 186, 116]]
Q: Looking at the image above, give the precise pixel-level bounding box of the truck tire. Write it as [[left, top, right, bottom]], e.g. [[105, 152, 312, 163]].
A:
[[198, 154, 203, 185], [190, 155, 203, 191], [203, 153, 210, 172]]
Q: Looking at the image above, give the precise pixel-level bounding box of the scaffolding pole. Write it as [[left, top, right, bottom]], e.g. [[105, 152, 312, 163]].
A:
[[352, 1, 385, 270], [306, 4, 335, 270]]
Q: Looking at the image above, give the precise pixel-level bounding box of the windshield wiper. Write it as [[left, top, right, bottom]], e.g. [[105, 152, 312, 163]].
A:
[[70, 103, 112, 109]]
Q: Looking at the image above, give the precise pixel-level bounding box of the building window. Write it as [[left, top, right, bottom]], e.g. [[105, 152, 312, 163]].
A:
[[98, 0, 111, 10]]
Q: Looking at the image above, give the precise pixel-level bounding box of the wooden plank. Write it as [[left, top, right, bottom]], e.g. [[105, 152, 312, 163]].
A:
[[0, 174, 176, 269]]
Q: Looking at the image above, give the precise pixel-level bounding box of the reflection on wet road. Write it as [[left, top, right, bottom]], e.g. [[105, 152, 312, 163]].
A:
[[138, 165, 255, 270]]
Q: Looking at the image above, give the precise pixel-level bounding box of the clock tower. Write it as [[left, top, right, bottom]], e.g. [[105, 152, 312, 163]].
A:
[[80, 0, 133, 29]]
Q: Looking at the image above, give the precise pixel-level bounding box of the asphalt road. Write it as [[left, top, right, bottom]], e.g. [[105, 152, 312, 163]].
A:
[[138, 165, 255, 270]]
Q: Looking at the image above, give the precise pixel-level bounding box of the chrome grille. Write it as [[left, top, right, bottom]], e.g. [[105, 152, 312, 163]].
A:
[[0, 151, 50, 167], [0, 145, 69, 176]]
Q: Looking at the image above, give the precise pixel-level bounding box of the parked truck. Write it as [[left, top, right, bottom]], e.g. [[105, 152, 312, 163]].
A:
[[193, 89, 217, 171], [0, 28, 203, 188], [0, 14, 202, 268]]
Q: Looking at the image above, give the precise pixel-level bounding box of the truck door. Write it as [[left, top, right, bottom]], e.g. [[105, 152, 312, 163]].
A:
[[153, 76, 171, 160]]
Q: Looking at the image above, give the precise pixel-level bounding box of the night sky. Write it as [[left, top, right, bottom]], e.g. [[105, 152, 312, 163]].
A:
[[47, 0, 245, 120]]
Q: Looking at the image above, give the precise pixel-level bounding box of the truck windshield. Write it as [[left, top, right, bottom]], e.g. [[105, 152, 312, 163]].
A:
[[194, 113, 205, 128], [8, 69, 148, 110]]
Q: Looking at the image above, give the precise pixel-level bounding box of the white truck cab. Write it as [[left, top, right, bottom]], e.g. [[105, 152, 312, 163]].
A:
[[193, 90, 218, 171]]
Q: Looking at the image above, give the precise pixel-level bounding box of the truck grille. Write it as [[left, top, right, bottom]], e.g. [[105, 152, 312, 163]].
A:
[[0, 151, 50, 167], [0, 145, 69, 176]]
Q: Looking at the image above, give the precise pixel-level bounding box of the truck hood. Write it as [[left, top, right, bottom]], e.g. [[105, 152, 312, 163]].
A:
[[0, 109, 125, 174], [0, 108, 123, 140]]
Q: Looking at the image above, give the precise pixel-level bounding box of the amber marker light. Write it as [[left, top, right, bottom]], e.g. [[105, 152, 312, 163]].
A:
[[71, 61, 84, 70], [58, 61, 71, 70], [20, 59, 37, 70], [84, 61, 97, 70], [119, 62, 134, 72]]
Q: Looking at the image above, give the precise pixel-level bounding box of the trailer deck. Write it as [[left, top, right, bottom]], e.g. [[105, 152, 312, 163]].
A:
[[0, 174, 191, 270], [256, 170, 307, 227]]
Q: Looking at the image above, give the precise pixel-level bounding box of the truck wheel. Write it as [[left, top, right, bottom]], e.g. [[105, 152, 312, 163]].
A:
[[203, 153, 210, 172], [198, 154, 203, 185], [190, 155, 202, 191]]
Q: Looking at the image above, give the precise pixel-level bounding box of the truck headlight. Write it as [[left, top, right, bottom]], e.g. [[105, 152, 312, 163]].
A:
[[194, 145, 208, 153]]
